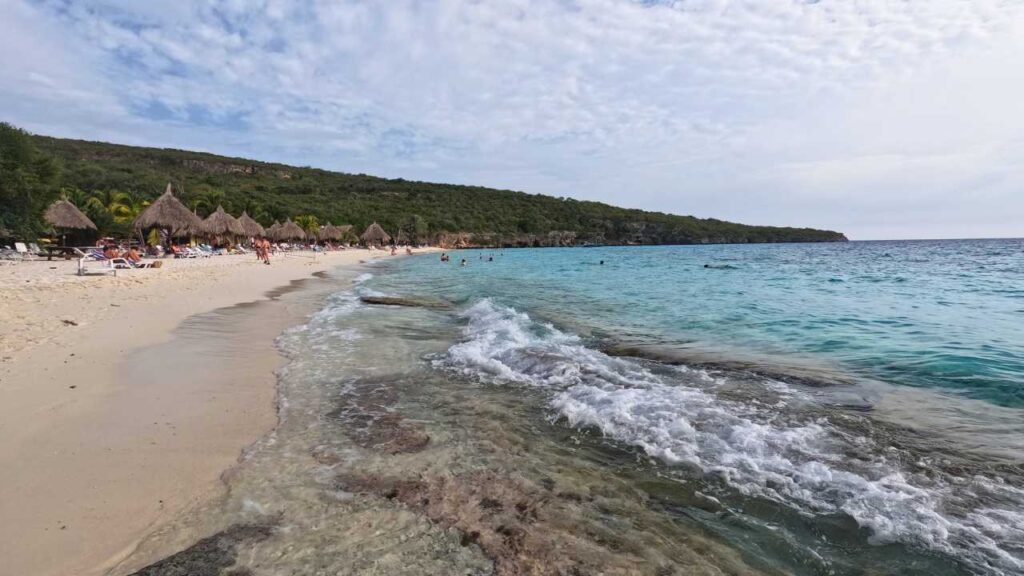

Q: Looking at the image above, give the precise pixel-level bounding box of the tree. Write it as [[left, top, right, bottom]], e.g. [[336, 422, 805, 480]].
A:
[[0, 123, 60, 239], [293, 214, 320, 237], [401, 214, 428, 245]]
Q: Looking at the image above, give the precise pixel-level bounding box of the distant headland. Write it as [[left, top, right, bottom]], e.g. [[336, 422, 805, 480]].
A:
[[3, 123, 847, 247]]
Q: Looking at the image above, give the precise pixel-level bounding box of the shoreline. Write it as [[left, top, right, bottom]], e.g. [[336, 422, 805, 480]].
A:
[[0, 249, 431, 576]]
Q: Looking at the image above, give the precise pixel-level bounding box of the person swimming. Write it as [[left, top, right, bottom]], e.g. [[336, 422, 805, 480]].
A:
[[460, 258, 467, 267]]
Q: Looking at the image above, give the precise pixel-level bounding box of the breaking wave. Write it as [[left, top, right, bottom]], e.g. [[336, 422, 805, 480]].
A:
[[438, 299, 1024, 575]]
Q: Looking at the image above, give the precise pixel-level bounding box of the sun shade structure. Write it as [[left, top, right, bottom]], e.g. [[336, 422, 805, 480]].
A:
[[132, 183, 204, 237], [318, 223, 344, 241], [360, 222, 391, 247], [202, 205, 245, 237], [237, 211, 266, 238], [44, 199, 97, 231], [265, 221, 282, 240], [277, 219, 307, 241]]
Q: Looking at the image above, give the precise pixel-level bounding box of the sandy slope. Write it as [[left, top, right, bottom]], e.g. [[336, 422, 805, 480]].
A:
[[0, 249, 421, 576]]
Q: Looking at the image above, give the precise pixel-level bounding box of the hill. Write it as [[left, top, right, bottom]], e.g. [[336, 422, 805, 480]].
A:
[[5, 125, 847, 246]]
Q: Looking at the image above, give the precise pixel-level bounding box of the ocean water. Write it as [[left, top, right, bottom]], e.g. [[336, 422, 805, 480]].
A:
[[124, 240, 1024, 576]]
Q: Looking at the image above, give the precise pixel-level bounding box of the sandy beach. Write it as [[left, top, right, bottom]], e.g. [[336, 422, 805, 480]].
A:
[[0, 249, 422, 576]]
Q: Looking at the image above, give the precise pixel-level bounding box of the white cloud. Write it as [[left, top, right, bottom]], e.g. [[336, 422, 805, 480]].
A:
[[2, 0, 1023, 238]]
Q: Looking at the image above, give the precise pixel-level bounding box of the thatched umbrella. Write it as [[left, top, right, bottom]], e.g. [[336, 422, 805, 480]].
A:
[[360, 222, 391, 247], [44, 199, 96, 245], [318, 223, 343, 242], [278, 219, 307, 242], [265, 221, 282, 241], [133, 183, 204, 239], [237, 211, 265, 238], [202, 205, 245, 238]]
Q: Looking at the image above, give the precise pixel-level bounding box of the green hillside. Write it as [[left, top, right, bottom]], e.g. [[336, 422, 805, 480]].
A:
[[2, 123, 847, 245]]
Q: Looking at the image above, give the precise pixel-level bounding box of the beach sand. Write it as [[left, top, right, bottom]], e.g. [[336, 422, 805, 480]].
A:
[[0, 249, 423, 576]]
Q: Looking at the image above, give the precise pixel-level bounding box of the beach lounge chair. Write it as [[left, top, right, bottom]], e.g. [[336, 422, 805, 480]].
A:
[[14, 242, 37, 260], [75, 248, 117, 276]]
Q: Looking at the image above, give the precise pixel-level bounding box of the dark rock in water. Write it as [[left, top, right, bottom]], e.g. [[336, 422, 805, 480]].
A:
[[129, 522, 275, 576], [326, 377, 431, 455], [360, 295, 452, 309], [335, 471, 646, 576]]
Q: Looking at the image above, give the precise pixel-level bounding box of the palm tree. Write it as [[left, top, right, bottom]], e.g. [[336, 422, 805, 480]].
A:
[[186, 188, 227, 218], [242, 199, 271, 224], [293, 214, 320, 237], [106, 191, 149, 224]]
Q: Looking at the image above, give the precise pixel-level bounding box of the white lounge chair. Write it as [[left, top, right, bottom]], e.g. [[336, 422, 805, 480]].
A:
[[14, 242, 37, 261]]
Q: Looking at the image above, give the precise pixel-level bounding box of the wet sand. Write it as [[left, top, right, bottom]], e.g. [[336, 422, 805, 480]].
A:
[[0, 249, 429, 576]]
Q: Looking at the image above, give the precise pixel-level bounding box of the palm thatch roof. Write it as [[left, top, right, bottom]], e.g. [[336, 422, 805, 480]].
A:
[[202, 205, 245, 237], [133, 183, 203, 236], [44, 199, 96, 230], [318, 223, 344, 241], [277, 219, 307, 241], [237, 212, 266, 237], [360, 222, 391, 245], [265, 220, 282, 240]]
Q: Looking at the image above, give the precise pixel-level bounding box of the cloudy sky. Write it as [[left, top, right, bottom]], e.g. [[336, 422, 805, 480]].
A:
[[2, 0, 1022, 239]]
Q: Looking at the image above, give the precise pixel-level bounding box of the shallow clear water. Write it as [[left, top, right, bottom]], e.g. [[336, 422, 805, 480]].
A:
[[364, 241, 1024, 575], [124, 241, 1024, 576], [384, 240, 1024, 407]]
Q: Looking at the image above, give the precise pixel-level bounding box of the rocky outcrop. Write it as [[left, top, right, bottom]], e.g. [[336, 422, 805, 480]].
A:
[[181, 159, 258, 175], [335, 471, 646, 576], [130, 522, 276, 576], [360, 295, 452, 309]]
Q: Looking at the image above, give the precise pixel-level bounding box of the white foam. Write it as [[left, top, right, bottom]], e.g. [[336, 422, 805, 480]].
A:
[[439, 299, 1024, 574]]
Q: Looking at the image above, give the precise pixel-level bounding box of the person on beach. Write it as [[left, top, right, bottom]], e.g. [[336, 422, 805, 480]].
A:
[[391, 246, 397, 256], [103, 244, 120, 259], [124, 246, 142, 265]]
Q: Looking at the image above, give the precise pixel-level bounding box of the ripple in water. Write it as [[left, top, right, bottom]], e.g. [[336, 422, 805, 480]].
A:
[[437, 299, 1024, 575]]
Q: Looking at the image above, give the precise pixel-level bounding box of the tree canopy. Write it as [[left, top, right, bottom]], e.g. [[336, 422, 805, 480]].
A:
[[2, 125, 848, 246]]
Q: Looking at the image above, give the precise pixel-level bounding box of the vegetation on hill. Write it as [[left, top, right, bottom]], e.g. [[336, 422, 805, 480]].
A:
[[1, 123, 847, 246]]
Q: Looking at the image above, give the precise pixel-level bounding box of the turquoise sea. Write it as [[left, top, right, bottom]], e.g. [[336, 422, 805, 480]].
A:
[[125, 240, 1024, 576], [385, 240, 1024, 407], [359, 240, 1023, 575]]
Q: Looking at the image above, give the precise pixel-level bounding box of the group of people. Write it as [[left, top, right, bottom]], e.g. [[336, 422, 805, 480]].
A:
[[99, 242, 145, 265], [252, 237, 272, 265], [439, 251, 500, 266]]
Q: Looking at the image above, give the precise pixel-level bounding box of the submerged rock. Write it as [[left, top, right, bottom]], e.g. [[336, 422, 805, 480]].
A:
[[359, 295, 452, 309], [326, 377, 431, 455], [129, 522, 275, 576], [335, 470, 647, 576]]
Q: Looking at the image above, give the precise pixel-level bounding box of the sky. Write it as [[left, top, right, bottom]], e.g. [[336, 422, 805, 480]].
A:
[[1, 0, 1023, 240]]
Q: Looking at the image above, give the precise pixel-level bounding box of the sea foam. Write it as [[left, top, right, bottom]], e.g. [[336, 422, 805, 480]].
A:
[[439, 299, 1024, 575]]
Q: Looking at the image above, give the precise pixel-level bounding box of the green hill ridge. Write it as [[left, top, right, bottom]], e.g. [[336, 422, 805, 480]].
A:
[[2, 123, 847, 246]]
